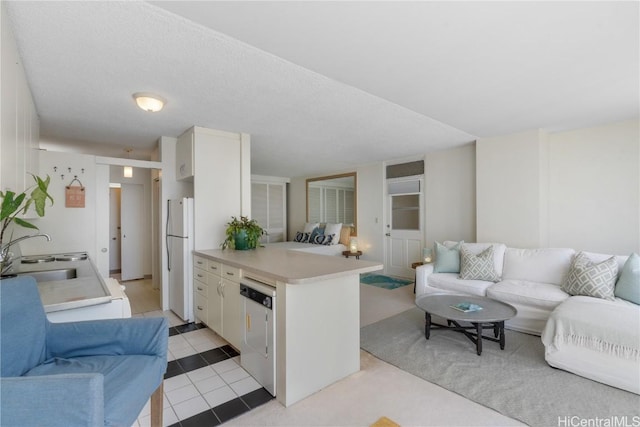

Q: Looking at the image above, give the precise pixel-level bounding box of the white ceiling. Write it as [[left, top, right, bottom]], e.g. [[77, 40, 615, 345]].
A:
[[5, 1, 638, 177]]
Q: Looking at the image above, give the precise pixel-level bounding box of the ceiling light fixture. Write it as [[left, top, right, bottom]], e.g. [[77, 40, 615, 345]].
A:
[[133, 92, 166, 112]]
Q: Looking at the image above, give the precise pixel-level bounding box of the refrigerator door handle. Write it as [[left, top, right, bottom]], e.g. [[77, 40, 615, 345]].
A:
[[166, 199, 171, 271]]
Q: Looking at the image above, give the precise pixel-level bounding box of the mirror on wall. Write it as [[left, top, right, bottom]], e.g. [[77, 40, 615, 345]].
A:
[[306, 172, 357, 235]]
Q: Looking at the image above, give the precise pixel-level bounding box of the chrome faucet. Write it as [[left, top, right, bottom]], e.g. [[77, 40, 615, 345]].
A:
[[0, 233, 51, 274]]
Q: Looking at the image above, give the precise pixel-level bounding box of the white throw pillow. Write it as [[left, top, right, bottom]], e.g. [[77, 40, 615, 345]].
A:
[[303, 222, 319, 233], [323, 223, 342, 245]]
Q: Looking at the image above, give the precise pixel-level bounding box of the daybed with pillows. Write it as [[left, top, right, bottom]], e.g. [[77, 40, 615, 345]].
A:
[[415, 241, 640, 394], [264, 222, 352, 256]]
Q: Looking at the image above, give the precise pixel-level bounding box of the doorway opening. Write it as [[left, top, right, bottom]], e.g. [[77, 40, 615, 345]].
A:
[[108, 165, 161, 315]]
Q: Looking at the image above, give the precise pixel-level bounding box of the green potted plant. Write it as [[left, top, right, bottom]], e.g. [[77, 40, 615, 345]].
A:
[[221, 216, 266, 250], [0, 174, 54, 274]]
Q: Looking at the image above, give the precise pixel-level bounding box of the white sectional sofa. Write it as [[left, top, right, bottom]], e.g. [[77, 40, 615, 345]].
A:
[[415, 242, 640, 394]]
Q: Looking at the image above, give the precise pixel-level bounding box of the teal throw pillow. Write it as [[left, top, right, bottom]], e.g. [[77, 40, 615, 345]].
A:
[[615, 253, 640, 305], [433, 241, 463, 273]]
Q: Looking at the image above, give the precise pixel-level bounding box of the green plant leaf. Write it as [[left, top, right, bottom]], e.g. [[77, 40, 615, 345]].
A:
[[30, 174, 53, 217], [14, 217, 38, 230], [1, 191, 25, 220]]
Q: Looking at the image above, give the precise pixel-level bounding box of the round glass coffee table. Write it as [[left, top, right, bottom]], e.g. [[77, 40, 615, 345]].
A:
[[416, 294, 517, 355]]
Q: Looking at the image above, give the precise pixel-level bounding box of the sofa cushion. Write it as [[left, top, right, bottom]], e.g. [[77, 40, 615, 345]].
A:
[[562, 252, 617, 301], [459, 246, 499, 282], [615, 253, 640, 305], [487, 280, 570, 310], [502, 247, 575, 285], [433, 241, 462, 273], [459, 242, 507, 277], [428, 273, 493, 296]]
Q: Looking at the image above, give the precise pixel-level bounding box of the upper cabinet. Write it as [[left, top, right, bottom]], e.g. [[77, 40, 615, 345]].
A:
[[176, 130, 194, 180], [178, 126, 251, 250], [1, 5, 40, 193]]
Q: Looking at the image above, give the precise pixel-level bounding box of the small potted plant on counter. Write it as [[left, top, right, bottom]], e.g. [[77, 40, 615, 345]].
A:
[[0, 174, 54, 274], [221, 216, 266, 250]]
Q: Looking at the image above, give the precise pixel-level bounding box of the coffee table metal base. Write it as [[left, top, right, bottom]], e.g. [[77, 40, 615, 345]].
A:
[[424, 312, 506, 356]]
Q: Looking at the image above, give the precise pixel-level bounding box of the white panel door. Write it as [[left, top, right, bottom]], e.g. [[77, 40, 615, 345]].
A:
[[109, 188, 121, 272], [121, 183, 144, 281], [385, 188, 423, 278]]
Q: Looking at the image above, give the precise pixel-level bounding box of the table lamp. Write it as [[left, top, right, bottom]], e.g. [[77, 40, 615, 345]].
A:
[[349, 237, 359, 253], [423, 248, 432, 263]]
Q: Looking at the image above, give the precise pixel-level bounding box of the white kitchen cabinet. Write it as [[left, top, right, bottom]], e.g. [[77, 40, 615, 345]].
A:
[[193, 256, 242, 350], [1, 6, 40, 193], [182, 126, 251, 251], [193, 256, 209, 323], [221, 264, 242, 350], [175, 130, 194, 180], [206, 259, 222, 333]]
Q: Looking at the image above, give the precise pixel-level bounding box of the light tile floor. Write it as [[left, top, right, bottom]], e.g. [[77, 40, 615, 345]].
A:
[[131, 310, 272, 427]]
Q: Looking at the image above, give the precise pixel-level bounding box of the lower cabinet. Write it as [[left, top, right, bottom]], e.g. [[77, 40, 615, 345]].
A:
[[221, 278, 242, 350], [194, 256, 242, 350]]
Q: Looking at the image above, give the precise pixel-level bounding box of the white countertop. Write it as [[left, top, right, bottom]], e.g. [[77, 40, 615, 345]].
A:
[[8, 254, 112, 312], [194, 246, 382, 284]]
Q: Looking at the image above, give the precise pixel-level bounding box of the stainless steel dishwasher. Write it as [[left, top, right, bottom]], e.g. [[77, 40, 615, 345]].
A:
[[239, 277, 276, 396]]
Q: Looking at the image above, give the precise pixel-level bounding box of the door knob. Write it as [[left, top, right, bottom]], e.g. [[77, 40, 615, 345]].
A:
[[385, 233, 391, 236]]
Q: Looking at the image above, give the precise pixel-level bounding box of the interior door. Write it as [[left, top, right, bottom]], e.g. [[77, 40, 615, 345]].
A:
[[121, 183, 144, 281], [385, 181, 423, 278], [109, 188, 121, 273]]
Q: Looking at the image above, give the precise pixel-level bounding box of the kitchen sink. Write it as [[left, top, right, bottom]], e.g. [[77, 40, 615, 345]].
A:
[[16, 268, 78, 283]]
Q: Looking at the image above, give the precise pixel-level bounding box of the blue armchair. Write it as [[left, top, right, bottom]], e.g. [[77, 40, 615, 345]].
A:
[[0, 276, 168, 426]]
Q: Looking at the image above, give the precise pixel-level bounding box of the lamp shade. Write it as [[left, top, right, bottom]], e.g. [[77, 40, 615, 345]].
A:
[[423, 247, 432, 263], [123, 166, 133, 178], [133, 92, 165, 112], [349, 237, 359, 253]]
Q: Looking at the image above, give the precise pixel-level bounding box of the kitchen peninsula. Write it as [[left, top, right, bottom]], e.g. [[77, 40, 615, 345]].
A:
[[193, 247, 382, 407]]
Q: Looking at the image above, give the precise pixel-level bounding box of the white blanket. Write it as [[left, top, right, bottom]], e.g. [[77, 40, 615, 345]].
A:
[[542, 296, 640, 360]]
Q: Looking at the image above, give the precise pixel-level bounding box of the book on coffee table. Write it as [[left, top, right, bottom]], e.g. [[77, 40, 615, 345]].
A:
[[450, 302, 483, 312]]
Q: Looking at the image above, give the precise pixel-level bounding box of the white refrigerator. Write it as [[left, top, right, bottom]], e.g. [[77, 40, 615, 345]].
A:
[[166, 197, 194, 322]]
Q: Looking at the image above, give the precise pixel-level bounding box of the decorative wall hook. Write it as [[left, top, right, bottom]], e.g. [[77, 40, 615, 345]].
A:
[[61, 174, 65, 180], [53, 166, 57, 172]]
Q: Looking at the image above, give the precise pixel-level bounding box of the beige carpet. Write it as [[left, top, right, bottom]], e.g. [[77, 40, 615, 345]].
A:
[[360, 281, 416, 327]]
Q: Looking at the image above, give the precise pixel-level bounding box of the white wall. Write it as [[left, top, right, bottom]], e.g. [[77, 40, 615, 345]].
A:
[[424, 144, 477, 248], [548, 119, 639, 254], [19, 151, 98, 257], [476, 129, 549, 247], [356, 162, 385, 262], [476, 120, 639, 255]]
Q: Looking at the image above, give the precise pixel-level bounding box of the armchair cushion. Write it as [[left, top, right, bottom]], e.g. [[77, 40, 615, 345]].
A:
[[46, 317, 168, 358], [1, 374, 104, 427], [1, 275, 47, 377], [25, 355, 165, 427]]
